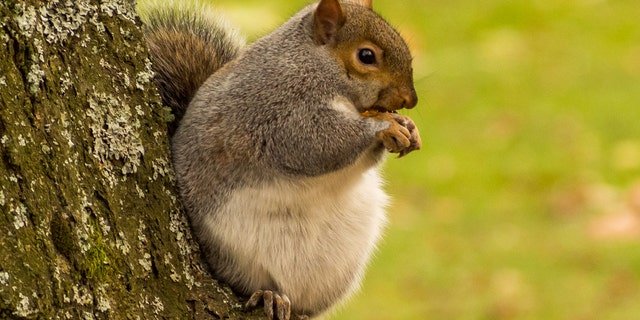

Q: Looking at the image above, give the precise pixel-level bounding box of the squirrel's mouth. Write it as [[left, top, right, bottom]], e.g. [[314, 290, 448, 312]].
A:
[[360, 106, 398, 118], [363, 106, 398, 114]]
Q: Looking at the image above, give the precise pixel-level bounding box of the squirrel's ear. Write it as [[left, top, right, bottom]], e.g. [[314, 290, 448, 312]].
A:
[[313, 0, 346, 45], [346, 0, 373, 9]]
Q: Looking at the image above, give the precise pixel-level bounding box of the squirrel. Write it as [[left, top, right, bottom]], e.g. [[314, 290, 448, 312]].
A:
[[140, 0, 421, 319]]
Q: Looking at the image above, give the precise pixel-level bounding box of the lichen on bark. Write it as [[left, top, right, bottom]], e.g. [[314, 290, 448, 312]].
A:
[[0, 0, 263, 318]]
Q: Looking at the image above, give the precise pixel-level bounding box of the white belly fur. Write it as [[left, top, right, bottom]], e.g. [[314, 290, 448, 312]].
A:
[[204, 159, 388, 312]]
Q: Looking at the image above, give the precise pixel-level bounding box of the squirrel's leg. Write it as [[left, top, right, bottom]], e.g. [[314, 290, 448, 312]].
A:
[[246, 290, 293, 320]]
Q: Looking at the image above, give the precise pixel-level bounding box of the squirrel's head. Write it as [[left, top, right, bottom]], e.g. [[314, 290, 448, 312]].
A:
[[313, 0, 417, 113]]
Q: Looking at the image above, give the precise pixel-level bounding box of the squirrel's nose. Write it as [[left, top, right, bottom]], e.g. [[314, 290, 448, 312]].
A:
[[401, 88, 418, 109]]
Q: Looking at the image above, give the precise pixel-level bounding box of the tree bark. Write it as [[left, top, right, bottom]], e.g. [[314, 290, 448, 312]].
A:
[[0, 0, 262, 318]]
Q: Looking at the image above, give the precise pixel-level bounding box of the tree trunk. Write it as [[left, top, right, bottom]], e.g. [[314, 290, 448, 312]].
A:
[[0, 0, 262, 318]]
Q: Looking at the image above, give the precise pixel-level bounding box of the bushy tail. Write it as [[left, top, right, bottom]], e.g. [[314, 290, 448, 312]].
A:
[[139, 1, 244, 133]]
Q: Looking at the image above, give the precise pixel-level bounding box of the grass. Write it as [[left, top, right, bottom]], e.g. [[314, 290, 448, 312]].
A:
[[205, 0, 640, 318]]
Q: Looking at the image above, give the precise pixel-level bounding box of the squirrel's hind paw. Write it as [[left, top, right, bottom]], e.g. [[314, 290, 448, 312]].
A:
[[246, 290, 293, 320]]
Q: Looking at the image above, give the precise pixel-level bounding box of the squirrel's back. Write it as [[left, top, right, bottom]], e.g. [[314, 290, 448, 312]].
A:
[[139, 2, 245, 133]]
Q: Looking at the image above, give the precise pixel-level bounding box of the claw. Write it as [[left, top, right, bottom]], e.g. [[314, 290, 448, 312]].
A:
[[245, 290, 291, 320], [246, 290, 264, 309], [264, 290, 274, 319], [276, 294, 291, 320]]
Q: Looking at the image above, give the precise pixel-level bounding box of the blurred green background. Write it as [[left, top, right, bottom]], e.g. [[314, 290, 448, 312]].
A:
[[207, 0, 640, 319]]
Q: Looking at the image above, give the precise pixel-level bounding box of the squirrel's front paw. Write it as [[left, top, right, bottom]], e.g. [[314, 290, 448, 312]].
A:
[[394, 114, 421, 157], [246, 290, 293, 320], [373, 113, 421, 157]]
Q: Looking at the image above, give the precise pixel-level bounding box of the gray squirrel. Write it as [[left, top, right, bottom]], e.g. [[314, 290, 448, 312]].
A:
[[140, 0, 421, 319]]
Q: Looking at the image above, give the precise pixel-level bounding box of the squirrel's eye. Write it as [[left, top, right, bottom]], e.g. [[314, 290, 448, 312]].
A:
[[358, 48, 376, 65]]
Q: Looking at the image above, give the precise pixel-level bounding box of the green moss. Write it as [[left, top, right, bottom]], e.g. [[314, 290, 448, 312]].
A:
[[81, 217, 116, 282], [83, 243, 109, 281]]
